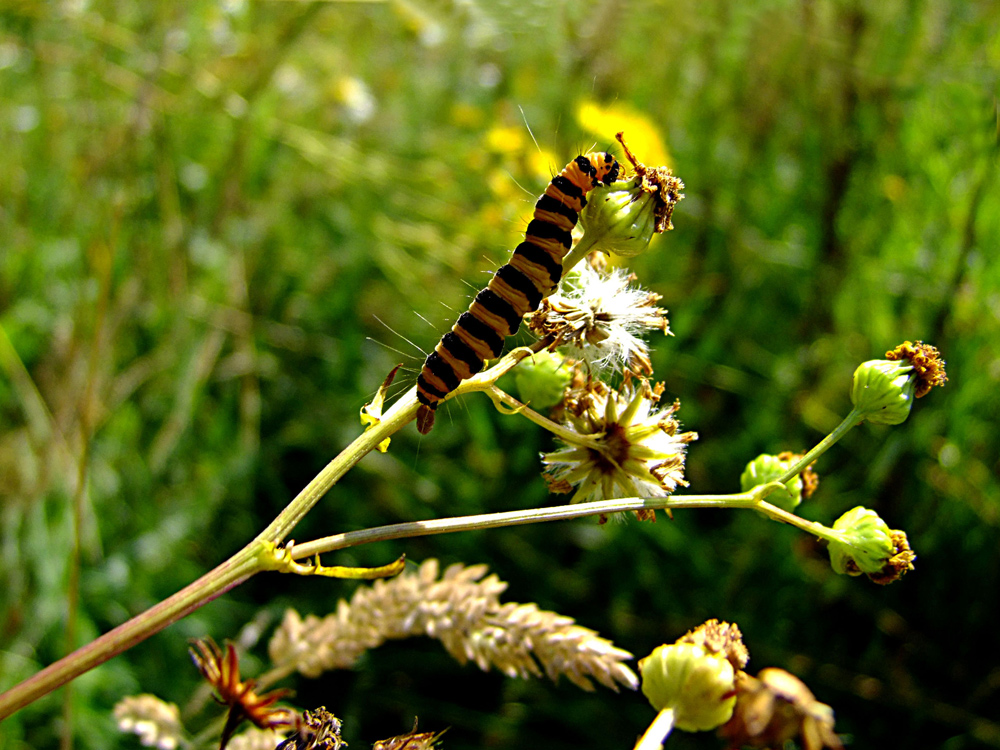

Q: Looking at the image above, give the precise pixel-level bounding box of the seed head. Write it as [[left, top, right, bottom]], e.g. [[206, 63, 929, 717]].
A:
[[541, 377, 696, 520], [526, 264, 670, 376], [113, 694, 184, 750]]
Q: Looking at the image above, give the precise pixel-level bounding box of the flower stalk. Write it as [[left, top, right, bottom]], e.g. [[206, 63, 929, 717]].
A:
[[259, 482, 805, 563], [775, 408, 863, 485], [0, 345, 538, 720], [634, 708, 676, 750], [0, 336, 683, 721]]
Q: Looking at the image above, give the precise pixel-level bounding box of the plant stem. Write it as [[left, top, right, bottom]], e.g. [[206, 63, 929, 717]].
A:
[[0, 547, 259, 720], [284, 485, 790, 560], [561, 230, 600, 276], [776, 407, 864, 485], [0, 348, 540, 720], [634, 708, 675, 750], [0, 388, 414, 721], [0, 341, 836, 721], [486, 386, 605, 450]]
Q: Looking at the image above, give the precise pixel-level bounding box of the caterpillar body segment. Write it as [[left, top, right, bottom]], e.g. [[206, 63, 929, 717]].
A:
[[416, 151, 620, 434]]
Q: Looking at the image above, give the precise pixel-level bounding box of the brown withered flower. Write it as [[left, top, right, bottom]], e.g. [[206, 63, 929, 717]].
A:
[[275, 707, 345, 750], [868, 528, 917, 585], [189, 638, 296, 750], [884, 340, 947, 398], [372, 719, 446, 750], [675, 619, 749, 672], [719, 668, 843, 750]]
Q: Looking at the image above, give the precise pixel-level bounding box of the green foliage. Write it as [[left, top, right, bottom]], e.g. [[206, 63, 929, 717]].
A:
[[1, 0, 998, 748]]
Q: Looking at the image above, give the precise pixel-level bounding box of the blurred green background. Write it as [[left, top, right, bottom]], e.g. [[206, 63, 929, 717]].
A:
[[1, 1, 998, 748]]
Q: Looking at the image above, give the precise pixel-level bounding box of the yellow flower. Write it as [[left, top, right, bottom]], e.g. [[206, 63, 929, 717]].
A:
[[577, 102, 670, 169], [485, 125, 526, 155]]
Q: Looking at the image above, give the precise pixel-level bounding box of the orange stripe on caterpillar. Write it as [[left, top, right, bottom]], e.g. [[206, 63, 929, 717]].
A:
[[415, 152, 620, 434]]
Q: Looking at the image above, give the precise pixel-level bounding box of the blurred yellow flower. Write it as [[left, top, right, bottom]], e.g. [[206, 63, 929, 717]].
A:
[[485, 125, 526, 155], [528, 147, 560, 184], [577, 102, 671, 170], [487, 167, 520, 202], [333, 76, 376, 124]]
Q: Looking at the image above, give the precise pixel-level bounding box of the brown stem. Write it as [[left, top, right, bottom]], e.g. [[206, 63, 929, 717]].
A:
[[0, 546, 259, 721]]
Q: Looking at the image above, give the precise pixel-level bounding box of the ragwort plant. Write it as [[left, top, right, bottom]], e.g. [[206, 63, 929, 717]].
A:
[[0, 134, 946, 749]]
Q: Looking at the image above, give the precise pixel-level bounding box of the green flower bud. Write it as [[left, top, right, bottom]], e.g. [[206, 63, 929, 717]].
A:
[[579, 177, 661, 258], [512, 350, 571, 411], [577, 134, 684, 259], [828, 506, 895, 576], [740, 454, 802, 512], [850, 359, 916, 425], [639, 643, 737, 732]]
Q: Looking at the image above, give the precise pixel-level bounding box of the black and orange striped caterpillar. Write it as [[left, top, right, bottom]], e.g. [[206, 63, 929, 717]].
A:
[[415, 150, 621, 433]]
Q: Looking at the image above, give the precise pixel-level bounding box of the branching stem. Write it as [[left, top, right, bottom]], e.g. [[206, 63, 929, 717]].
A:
[[274, 482, 816, 560], [776, 407, 865, 484], [0, 342, 546, 720], [0, 336, 848, 721]]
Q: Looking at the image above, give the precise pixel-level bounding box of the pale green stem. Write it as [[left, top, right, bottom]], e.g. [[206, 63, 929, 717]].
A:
[[776, 407, 865, 485], [634, 708, 676, 750], [485, 385, 606, 450], [0, 345, 544, 720], [561, 230, 601, 276], [285, 483, 805, 560]]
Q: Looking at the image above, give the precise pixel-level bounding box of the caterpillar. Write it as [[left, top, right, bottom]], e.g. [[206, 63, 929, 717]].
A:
[[416, 150, 621, 434]]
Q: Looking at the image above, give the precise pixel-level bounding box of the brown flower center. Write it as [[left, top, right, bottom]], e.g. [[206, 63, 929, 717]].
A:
[[589, 422, 633, 472]]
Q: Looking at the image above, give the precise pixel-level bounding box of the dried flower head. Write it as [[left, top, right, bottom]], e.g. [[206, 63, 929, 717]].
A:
[[189, 638, 296, 750], [675, 619, 749, 672], [719, 668, 843, 750], [541, 377, 697, 520], [870, 529, 917, 585], [372, 719, 446, 750], [616, 131, 685, 235], [113, 694, 184, 750], [578, 132, 684, 258], [276, 707, 346, 750], [885, 340, 947, 398], [268, 559, 638, 693], [526, 264, 670, 375]]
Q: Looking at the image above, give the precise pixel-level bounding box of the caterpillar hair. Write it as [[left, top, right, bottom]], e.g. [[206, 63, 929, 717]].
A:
[[415, 150, 620, 433]]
